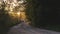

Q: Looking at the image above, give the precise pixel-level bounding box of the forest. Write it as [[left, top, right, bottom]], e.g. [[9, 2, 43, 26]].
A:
[[0, 0, 60, 34]]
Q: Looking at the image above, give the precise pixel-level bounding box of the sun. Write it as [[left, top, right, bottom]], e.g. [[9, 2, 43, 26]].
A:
[[17, 12, 20, 16]]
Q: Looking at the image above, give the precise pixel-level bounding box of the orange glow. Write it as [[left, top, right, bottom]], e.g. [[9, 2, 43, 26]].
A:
[[17, 12, 20, 16], [20, 12, 26, 20], [0, 0, 28, 23]]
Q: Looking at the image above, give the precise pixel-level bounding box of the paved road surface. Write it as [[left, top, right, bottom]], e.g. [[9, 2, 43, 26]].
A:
[[7, 22, 60, 34]]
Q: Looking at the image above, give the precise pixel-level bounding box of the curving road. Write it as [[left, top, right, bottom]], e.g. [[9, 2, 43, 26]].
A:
[[7, 22, 60, 34]]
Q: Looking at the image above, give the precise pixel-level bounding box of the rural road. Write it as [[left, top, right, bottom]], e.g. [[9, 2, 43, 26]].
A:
[[7, 22, 60, 34]]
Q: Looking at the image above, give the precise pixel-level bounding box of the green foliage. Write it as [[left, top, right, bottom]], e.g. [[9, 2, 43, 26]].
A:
[[26, 0, 60, 32], [25, 0, 36, 26], [26, 0, 41, 26]]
